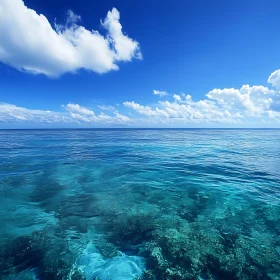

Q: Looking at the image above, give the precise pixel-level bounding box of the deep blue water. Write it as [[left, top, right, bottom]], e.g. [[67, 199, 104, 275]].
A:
[[0, 129, 280, 280]]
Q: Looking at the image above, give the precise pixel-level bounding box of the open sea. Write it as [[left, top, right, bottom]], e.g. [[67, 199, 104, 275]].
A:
[[0, 129, 280, 280]]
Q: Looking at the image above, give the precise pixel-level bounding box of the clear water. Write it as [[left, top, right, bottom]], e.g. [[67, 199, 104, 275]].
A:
[[0, 129, 280, 280]]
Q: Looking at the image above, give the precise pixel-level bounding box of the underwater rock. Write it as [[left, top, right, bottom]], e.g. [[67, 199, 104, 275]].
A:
[[36, 233, 76, 280], [134, 270, 156, 280], [1, 268, 39, 280], [0, 235, 43, 275], [69, 267, 86, 280], [103, 211, 157, 252], [0, 229, 80, 280], [140, 240, 197, 280], [96, 240, 118, 259]]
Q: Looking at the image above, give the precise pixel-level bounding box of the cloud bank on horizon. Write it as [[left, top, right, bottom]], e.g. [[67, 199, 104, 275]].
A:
[[1, 70, 280, 127], [0, 0, 141, 77]]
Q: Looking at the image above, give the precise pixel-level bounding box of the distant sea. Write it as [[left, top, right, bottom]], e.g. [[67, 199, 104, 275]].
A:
[[0, 129, 280, 280]]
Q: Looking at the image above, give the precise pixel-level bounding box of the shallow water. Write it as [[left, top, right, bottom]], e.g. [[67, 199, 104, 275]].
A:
[[0, 129, 280, 280]]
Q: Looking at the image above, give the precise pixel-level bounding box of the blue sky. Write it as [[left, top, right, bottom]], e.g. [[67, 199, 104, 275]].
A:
[[1, 0, 280, 128]]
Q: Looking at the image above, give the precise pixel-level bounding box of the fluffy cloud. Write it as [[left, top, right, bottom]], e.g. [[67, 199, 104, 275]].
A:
[[0, 0, 141, 77], [0, 103, 130, 125], [268, 69, 280, 89], [206, 85, 276, 116], [1, 72, 280, 127], [153, 90, 168, 97], [0, 103, 68, 123], [97, 105, 116, 111], [64, 103, 95, 116], [64, 103, 130, 124], [173, 94, 182, 102], [101, 8, 142, 61], [123, 101, 169, 117], [123, 73, 280, 125]]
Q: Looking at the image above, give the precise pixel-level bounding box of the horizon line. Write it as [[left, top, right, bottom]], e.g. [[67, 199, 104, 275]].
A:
[[1, 127, 280, 130]]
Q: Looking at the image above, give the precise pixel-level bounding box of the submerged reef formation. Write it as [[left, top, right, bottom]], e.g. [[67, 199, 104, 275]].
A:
[[1, 187, 280, 280], [93, 187, 280, 280], [1, 184, 280, 280], [0, 228, 85, 280]]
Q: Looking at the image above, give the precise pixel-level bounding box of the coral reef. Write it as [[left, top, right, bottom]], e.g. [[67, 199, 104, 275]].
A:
[[0, 228, 78, 280], [1, 186, 280, 280]]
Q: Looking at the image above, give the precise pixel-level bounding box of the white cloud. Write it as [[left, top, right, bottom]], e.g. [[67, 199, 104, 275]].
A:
[[1, 71, 280, 127], [98, 105, 116, 111], [64, 103, 95, 116], [0, 0, 141, 77], [268, 69, 280, 89], [153, 90, 168, 97], [64, 103, 130, 124], [123, 71, 280, 125], [173, 94, 182, 102], [206, 85, 276, 116], [267, 110, 280, 120], [123, 101, 169, 117], [66, 10, 81, 25], [101, 8, 142, 61], [0, 103, 130, 125], [0, 103, 68, 123], [98, 111, 130, 123]]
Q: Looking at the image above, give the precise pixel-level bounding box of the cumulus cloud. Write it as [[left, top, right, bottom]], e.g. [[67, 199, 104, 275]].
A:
[[1, 71, 280, 127], [173, 94, 182, 102], [0, 103, 130, 125], [268, 69, 280, 89], [153, 90, 168, 97], [0, 103, 68, 123], [64, 103, 95, 116], [123, 99, 240, 125], [123, 101, 169, 117], [0, 0, 141, 77], [101, 8, 142, 61], [206, 85, 276, 116], [97, 105, 116, 111], [64, 103, 130, 124], [123, 74, 280, 125]]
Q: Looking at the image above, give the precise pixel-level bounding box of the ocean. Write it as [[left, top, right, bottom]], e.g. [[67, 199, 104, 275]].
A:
[[0, 129, 280, 280]]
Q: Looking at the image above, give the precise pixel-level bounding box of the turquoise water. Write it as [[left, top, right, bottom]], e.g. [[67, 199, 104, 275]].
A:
[[0, 129, 280, 280]]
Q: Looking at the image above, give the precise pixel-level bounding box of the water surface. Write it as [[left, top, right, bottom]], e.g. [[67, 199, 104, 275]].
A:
[[0, 129, 280, 279]]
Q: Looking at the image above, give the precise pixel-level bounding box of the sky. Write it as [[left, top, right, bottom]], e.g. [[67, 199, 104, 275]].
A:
[[1, 0, 280, 128]]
